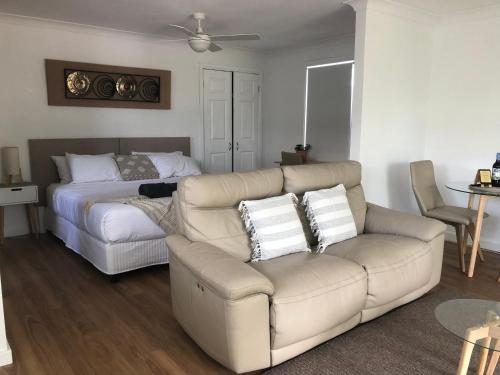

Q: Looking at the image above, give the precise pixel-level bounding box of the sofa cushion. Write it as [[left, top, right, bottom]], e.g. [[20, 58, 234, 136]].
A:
[[281, 162, 367, 234], [302, 184, 358, 252], [324, 234, 432, 309], [239, 193, 310, 262], [250, 252, 366, 350]]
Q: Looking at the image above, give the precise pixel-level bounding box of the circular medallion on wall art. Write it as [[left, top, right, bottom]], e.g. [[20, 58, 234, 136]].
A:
[[66, 71, 91, 96], [138, 78, 160, 102], [115, 75, 137, 99], [92, 74, 116, 99]]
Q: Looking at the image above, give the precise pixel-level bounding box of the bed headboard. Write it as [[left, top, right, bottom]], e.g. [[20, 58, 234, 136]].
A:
[[29, 137, 190, 206]]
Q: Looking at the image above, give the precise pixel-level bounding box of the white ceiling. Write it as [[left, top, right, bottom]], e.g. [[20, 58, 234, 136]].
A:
[[0, 0, 355, 51], [396, 0, 500, 14]]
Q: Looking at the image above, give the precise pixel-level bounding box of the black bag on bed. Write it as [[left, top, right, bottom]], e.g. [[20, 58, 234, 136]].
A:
[[139, 183, 177, 198]]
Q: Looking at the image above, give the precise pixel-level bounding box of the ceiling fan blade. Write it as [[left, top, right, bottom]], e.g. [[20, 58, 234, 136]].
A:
[[169, 24, 197, 37], [210, 34, 260, 41], [208, 43, 223, 52]]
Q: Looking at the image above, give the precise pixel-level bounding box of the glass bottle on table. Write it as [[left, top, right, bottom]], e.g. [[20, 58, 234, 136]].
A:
[[493, 152, 500, 187]]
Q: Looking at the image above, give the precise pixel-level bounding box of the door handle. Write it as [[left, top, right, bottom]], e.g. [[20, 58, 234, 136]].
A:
[[228, 142, 232, 151], [236, 142, 239, 151]]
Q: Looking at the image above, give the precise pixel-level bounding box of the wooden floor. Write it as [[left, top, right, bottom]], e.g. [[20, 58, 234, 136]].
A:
[[0, 235, 499, 375]]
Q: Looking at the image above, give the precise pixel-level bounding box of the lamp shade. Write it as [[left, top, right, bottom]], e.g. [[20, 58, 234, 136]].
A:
[[2, 147, 20, 176]]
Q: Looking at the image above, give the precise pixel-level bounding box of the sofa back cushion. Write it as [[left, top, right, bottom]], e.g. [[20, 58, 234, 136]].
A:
[[281, 161, 367, 235], [176, 168, 284, 261]]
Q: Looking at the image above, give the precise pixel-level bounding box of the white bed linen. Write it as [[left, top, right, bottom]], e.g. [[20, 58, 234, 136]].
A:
[[48, 178, 180, 243], [45, 209, 168, 274]]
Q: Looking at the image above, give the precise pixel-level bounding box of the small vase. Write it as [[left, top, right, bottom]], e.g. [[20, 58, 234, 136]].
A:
[[296, 150, 308, 162]]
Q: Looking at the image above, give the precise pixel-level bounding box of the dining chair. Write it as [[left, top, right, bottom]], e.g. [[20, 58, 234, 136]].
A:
[[281, 151, 303, 166], [410, 160, 486, 273]]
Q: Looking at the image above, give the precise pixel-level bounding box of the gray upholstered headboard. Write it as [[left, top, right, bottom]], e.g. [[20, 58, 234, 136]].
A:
[[29, 137, 190, 206]]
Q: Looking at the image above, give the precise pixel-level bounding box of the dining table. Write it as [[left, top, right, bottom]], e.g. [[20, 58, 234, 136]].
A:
[[445, 182, 500, 277]]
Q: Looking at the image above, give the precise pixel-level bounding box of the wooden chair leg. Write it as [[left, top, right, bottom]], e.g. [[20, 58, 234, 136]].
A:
[[455, 225, 465, 273]]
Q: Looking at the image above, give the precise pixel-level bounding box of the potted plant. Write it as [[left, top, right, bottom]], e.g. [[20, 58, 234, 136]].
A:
[[294, 144, 311, 162]]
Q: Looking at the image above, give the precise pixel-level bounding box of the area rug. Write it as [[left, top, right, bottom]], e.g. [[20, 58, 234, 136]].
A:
[[265, 287, 487, 375]]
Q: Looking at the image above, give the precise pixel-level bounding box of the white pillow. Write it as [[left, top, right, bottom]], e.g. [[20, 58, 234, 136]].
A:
[[147, 154, 178, 178], [302, 184, 357, 253], [148, 154, 201, 178], [174, 155, 202, 177], [239, 193, 310, 262], [51, 156, 72, 184], [66, 153, 122, 183], [132, 151, 183, 156]]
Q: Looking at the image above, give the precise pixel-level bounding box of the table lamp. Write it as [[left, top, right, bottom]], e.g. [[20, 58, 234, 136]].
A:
[[2, 146, 22, 185]]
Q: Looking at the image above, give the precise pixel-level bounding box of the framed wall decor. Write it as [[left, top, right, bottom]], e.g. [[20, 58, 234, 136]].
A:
[[45, 59, 171, 110]]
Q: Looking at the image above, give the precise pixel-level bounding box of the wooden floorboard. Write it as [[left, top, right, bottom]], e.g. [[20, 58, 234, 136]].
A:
[[0, 234, 499, 374]]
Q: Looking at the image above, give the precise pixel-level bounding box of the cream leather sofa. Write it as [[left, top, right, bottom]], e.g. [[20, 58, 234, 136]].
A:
[[166, 161, 446, 373]]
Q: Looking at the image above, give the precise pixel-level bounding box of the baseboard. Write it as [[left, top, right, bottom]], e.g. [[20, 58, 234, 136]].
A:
[[445, 230, 500, 253], [0, 342, 13, 367]]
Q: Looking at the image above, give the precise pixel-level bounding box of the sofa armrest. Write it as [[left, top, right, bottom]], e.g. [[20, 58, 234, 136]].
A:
[[364, 203, 446, 242], [166, 234, 274, 300]]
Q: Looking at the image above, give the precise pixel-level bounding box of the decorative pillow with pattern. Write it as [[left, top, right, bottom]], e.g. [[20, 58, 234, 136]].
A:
[[302, 184, 357, 253], [114, 155, 159, 181], [239, 193, 310, 262]]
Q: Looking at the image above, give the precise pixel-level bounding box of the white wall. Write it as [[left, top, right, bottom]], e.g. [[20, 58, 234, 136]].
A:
[[0, 14, 263, 237], [350, 0, 500, 251], [261, 35, 355, 167], [426, 12, 500, 251], [350, 0, 434, 213]]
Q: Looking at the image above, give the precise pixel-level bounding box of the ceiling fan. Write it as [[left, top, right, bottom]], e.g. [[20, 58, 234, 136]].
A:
[[169, 12, 260, 53]]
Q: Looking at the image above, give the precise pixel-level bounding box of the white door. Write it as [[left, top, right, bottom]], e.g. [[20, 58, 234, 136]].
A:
[[203, 69, 233, 173], [233, 72, 260, 172]]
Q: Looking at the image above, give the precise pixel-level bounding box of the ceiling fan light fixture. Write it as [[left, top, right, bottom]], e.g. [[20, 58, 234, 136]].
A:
[[188, 36, 211, 52]]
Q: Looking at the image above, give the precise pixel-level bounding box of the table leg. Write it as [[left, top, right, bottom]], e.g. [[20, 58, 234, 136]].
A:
[[468, 224, 486, 262], [32, 205, 39, 238], [0, 206, 4, 246], [468, 195, 489, 278], [468, 193, 475, 209], [486, 352, 499, 375], [466, 193, 485, 262], [477, 337, 491, 375], [457, 340, 475, 375], [25, 204, 39, 239]]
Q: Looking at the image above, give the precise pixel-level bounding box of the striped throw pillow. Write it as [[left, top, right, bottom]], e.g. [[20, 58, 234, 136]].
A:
[[239, 193, 311, 262], [303, 184, 357, 253]]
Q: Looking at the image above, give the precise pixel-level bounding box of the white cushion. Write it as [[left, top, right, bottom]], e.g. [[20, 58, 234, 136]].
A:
[[239, 193, 310, 262], [302, 184, 357, 252], [66, 153, 121, 183], [131, 151, 183, 156], [148, 154, 201, 178], [51, 156, 72, 184]]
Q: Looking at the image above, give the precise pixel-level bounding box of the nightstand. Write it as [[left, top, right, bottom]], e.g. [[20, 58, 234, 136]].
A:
[[0, 182, 39, 245]]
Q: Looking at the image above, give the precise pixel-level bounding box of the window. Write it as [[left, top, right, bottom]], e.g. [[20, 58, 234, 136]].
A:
[[303, 60, 354, 161]]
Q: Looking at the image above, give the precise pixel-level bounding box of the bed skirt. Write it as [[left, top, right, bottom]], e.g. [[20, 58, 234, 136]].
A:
[[45, 208, 169, 275]]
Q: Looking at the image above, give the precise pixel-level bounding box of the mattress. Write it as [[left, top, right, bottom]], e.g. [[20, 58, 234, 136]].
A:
[[47, 178, 180, 243]]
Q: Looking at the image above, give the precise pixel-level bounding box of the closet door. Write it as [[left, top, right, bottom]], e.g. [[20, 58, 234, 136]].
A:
[[233, 72, 260, 172], [203, 69, 233, 173]]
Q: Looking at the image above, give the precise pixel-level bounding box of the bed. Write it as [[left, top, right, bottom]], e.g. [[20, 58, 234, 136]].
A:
[[29, 137, 191, 275]]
